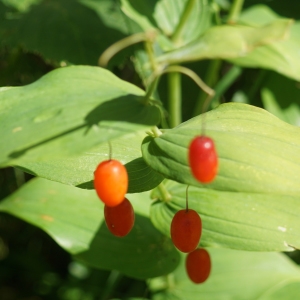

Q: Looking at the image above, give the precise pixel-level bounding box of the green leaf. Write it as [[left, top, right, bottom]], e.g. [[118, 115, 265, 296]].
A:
[[230, 5, 300, 81], [150, 181, 300, 251], [260, 72, 300, 126], [156, 19, 292, 64], [1, 0, 40, 12], [142, 103, 300, 196], [0, 0, 128, 65], [16, 130, 164, 193], [0, 178, 180, 279], [0, 65, 160, 167], [150, 249, 300, 300], [121, 0, 213, 49]]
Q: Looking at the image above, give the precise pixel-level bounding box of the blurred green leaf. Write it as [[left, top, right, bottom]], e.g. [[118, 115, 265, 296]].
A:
[[1, 0, 40, 12], [16, 130, 164, 193], [142, 103, 300, 195], [0, 178, 180, 279], [0, 65, 160, 167], [261, 72, 300, 126], [150, 249, 300, 300], [121, 0, 213, 49], [0, 0, 128, 65], [230, 5, 300, 81], [151, 181, 300, 251], [156, 19, 292, 64]]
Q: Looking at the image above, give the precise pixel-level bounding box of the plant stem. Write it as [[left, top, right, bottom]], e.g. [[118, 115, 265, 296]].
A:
[[194, 60, 221, 116], [210, 65, 242, 107], [168, 72, 182, 128], [144, 76, 159, 105], [247, 69, 267, 105], [227, 0, 244, 24], [171, 0, 196, 45], [157, 182, 172, 202]]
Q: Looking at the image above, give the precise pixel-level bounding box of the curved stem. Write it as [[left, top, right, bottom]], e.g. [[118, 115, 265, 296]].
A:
[[172, 0, 196, 45], [98, 31, 156, 67], [194, 59, 221, 116], [163, 65, 215, 97], [168, 72, 182, 128], [227, 0, 244, 24], [157, 182, 172, 202]]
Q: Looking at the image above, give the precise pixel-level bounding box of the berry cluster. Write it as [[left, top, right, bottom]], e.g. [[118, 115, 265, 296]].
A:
[[94, 158, 134, 237], [170, 135, 217, 284]]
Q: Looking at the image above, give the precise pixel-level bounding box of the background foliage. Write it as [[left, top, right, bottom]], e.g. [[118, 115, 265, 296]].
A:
[[0, 0, 300, 299]]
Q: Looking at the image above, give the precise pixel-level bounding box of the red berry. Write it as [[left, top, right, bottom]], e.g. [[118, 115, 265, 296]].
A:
[[188, 135, 218, 183], [94, 159, 128, 207], [170, 209, 202, 253], [186, 248, 211, 284], [104, 197, 135, 237]]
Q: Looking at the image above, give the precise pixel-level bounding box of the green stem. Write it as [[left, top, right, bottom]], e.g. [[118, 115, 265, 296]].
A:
[[194, 60, 222, 116], [210, 65, 242, 108], [157, 182, 172, 202], [168, 72, 182, 128], [144, 76, 159, 105], [247, 69, 267, 105], [171, 0, 196, 45], [227, 0, 244, 24]]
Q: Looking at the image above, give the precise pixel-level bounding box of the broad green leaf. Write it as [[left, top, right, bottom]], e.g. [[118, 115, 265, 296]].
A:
[[0, 178, 180, 279], [142, 103, 300, 196], [230, 5, 300, 81], [150, 181, 300, 251], [0, 0, 128, 65], [121, 0, 213, 49], [0, 65, 160, 167], [16, 130, 164, 193], [156, 19, 292, 64], [261, 72, 300, 126], [150, 249, 300, 300]]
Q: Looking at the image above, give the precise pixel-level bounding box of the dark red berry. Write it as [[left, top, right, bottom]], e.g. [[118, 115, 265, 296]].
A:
[[94, 159, 128, 207], [186, 248, 211, 284], [104, 197, 134, 237], [170, 209, 202, 253], [188, 135, 218, 183]]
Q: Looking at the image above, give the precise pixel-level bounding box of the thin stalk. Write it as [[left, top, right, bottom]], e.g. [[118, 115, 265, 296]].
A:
[[247, 69, 267, 104], [210, 65, 242, 107], [144, 76, 159, 105], [168, 72, 182, 128], [108, 141, 112, 160], [172, 0, 196, 45], [185, 185, 190, 212], [194, 60, 222, 116], [98, 31, 156, 67], [227, 0, 245, 24], [157, 182, 172, 202], [100, 271, 123, 300]]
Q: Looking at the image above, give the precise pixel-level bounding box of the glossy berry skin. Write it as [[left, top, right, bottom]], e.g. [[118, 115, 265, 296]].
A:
[[186, 248, 211, 284], [104, 197, 135, 237], [94, 159, 128, 207], [188, 135, 218, 183], [170, 209, 202, 253]]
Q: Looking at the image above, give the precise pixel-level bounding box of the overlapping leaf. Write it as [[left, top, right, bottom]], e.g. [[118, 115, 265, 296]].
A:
[[0, 65, 160, 167], [0, 0, 128, 65], [17, 130, 164, 193], [230, 5, 300, 81], [121, 0, 213, 48], [0, 178, 179, 279], [142, 103, 300, 195], [156, 19, 292, 64], [150, 181, 300, 251], [150, 249, 300, 300]]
